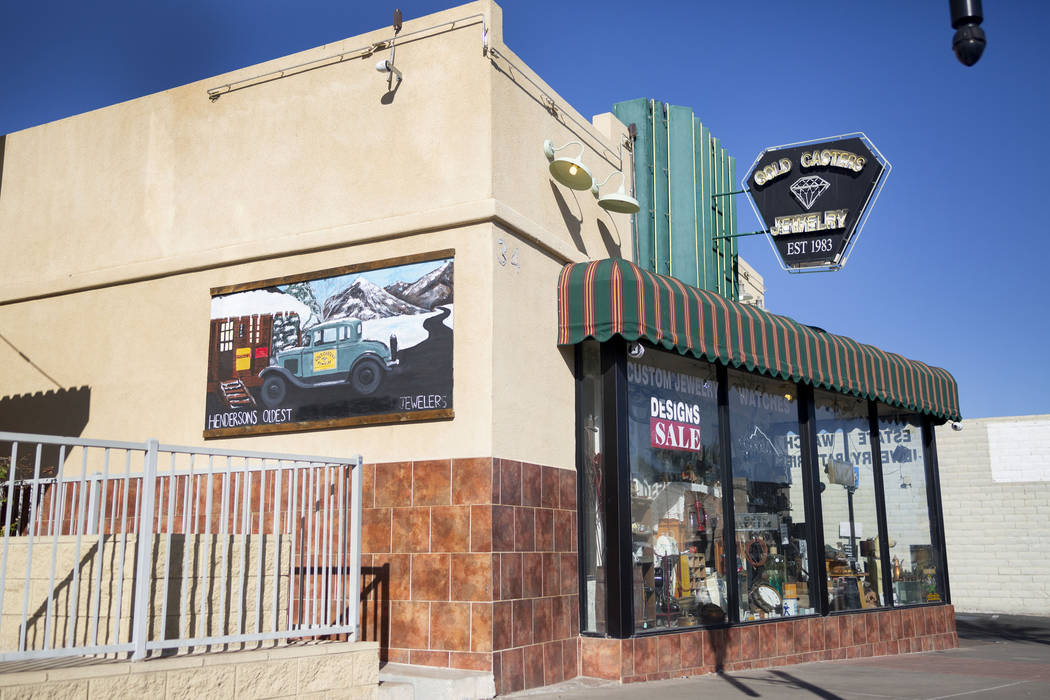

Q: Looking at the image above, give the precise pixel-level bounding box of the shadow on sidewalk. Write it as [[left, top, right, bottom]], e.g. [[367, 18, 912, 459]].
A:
[[715, 671, 760, 697], [956, 614, 1050, 646], [767, 670, 846, 699]]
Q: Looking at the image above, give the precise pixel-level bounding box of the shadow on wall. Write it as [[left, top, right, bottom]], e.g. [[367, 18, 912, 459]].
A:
[[360, 562, 390, 660], [9, 533, 295, 655], [550, 182, 586, 255], [597, 219, 622, 259], [0, 386, 91, 533], [0, 386, 92, 438]]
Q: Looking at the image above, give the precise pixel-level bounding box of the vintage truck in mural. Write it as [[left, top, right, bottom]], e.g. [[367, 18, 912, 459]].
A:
[[258, 318, 399, 407], [208, 313, 399, 409]]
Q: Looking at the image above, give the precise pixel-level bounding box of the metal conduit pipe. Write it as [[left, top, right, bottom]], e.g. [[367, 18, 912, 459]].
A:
[[206, 13, 489, 100]]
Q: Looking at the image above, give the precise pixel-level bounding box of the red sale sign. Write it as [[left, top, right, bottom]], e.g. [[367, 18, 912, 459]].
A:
[[650, 417, 702, 452]]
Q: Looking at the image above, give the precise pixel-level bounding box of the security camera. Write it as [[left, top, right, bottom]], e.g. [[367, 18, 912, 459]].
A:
[[627, 342, 645, 358], [950, 421, 963, 431], [949, 0, 986, 66]]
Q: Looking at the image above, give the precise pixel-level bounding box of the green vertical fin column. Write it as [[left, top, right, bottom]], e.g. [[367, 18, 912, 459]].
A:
[[611, 99, 653, 269], [668, 105, 698, 287], [652, 101, 671, 276], [711, 137, 726, 295], [611, 99, 738, 298], [727, 155, 739, 300], [714, 142, 737, 299], [696, 121, 714, 291]]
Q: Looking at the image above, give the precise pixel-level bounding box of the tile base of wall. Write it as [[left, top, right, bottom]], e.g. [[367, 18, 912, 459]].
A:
[[580, 605, 957, 683], [359, 457, 580, 697]]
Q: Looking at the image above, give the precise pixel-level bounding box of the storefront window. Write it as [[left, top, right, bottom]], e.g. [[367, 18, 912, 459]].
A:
[[626, 350, 723, 631], [578, 340, 951, 637], [728, 371, 811, 621], [813, 390, 885, 611], [579, 341, 606, 634], [878, 408, 943, 605]]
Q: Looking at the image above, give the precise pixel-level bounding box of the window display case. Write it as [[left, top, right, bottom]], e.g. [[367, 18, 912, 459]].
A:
[[576, 339, 950, 640], [625, 350, 725, 631], [579, 342, 607, 634], [879, 407, 944, 606], [813, 390, 886, 612], [728, 371, 813, 621]]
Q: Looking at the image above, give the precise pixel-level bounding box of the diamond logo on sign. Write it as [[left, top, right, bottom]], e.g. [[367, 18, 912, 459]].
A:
[[789, 176, 830, 210], [743, 134, 890, 272]]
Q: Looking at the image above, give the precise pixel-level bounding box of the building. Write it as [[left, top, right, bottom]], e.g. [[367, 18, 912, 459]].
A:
[[936, 415, 1050, 616], [0, 2, 960, 695]]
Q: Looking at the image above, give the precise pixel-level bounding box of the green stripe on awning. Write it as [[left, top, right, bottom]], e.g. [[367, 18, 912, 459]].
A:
[[557, 259, 961, 421]]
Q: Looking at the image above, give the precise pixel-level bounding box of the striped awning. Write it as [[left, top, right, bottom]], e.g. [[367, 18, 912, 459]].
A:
[[557, 258, 960, 421]]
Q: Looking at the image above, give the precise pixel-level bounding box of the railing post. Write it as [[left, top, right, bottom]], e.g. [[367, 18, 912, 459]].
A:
[[350, 456, 363, 642], [131, 439, 158, 660]]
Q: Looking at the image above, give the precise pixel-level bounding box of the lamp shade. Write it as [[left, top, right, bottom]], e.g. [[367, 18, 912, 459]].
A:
[[543, 139, 593, 190], [598, 188, 640, 214], [549, 158, 593, 190], [592, 169, 640, 214]]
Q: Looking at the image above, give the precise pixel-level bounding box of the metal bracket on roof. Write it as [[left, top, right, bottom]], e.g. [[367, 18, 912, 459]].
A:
[[713, 230, 768, 240]]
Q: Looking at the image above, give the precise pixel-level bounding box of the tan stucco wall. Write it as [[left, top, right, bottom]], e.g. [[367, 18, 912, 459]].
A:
[[0, 2, 495, 304], [0, 1, 631, 469], [489, 43, 633, 263], [487, 40, 633, 467], [0, 228, 494, 461]]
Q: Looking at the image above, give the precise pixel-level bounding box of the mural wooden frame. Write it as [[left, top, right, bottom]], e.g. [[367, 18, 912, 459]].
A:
[[204, 249, 455, 438]]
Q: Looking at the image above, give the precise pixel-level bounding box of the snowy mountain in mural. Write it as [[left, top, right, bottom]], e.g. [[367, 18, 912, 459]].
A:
[[322, 277, 426, 321], [385, 260, 453, 310]]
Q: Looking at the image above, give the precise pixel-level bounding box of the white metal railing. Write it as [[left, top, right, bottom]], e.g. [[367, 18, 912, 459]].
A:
[[0, 431, 362, 662]]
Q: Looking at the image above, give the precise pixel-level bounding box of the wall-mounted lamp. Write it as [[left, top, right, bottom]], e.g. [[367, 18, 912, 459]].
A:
[[543, 139, 593, 190], [591, 170, 640, 214]]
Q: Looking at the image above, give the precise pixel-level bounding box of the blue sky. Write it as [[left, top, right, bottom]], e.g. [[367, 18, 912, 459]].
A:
[[2, 1, 1047, 419]]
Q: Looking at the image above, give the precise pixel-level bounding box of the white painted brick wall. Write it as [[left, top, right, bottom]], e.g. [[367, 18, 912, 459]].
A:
[[987, 419, 1050, 482], [937, 415, 1050, 616]]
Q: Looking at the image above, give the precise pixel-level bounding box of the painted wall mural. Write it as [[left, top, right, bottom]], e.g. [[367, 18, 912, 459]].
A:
[[204, 251, 454, 437]]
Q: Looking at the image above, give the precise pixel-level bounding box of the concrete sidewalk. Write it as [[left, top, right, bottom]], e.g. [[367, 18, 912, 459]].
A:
[[505, 613, 1050, 699]]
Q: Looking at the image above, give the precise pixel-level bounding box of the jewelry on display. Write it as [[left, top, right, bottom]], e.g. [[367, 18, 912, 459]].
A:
[[745, 536, 769, 567], [654, 534, 678, 557], [750, 583, 782, 613], [692, 500, 707, 532]]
